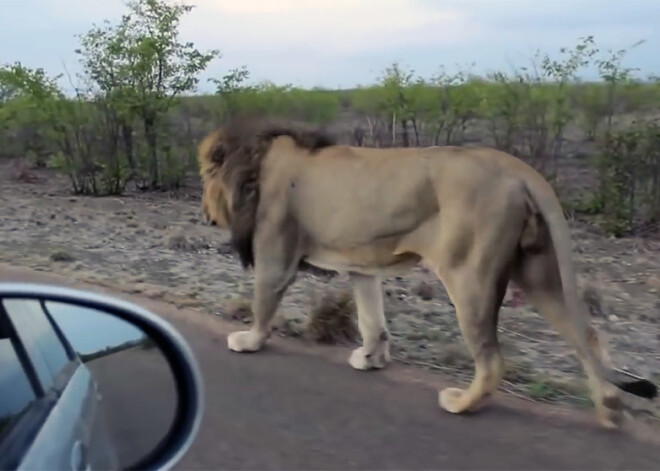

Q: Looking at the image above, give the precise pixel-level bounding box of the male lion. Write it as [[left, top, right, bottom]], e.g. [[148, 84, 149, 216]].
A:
[[198, 117, 657, 429]]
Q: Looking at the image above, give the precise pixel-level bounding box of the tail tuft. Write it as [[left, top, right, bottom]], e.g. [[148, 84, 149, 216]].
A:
[[614, 379, 658, 399]]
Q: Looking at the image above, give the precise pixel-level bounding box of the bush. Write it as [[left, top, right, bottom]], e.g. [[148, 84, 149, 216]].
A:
[[593, 120, 660, 236]]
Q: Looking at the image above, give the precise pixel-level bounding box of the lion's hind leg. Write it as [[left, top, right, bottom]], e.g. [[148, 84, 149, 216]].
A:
[[512, 251, 624, 428], [424, 180, 526, 414], [347, 272, 391, 370], [436, 267, 509, 414]]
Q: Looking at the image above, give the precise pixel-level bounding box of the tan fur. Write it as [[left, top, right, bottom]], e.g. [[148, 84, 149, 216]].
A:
[[198, 117, 647, 429]]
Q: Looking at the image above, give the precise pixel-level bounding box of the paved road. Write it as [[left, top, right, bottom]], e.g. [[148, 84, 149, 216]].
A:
[[3, 265, 660, 470]]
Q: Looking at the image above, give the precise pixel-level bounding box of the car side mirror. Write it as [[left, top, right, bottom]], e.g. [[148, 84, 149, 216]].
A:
[[0, 283, 203, 471]]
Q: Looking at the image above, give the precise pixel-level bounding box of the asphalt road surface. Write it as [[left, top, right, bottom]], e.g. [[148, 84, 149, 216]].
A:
[[3, 264, 660, 470]]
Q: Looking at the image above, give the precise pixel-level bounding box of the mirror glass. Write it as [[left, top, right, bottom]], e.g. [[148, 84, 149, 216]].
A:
[[0, 297, 178, 470]]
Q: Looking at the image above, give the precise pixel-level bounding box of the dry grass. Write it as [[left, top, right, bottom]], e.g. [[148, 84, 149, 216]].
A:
[[305, 289, 359, 344], [436, 342, 473, 370], [50, 248, 75, 262], [224, 296, 253, 323], [504, 358, 591, 405], [10, 160, 40, 184], [166, 233, 209, 252], [581, 282, 604, 317], [413, 281, 435, 301]]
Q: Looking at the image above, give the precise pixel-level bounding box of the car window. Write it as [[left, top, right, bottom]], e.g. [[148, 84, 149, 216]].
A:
[[2, 299, 71, 391], [0, 339, 37, 443]]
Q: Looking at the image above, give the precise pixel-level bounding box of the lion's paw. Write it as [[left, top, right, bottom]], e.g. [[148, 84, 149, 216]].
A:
[[348, 346, 391, 371], [596, 391, 625, 430], [439, 387, 473, 414], [227, 330, 266, 353]]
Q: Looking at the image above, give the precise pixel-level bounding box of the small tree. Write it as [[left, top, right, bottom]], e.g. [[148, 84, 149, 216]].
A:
[[76, 19, 140, 175], [480, 37, 597, 178], [481, 70, 525, 156], [539, 36, 597, 173], [351, 85, 390, 147], [577, 39, 644, 141], [595, 41, 644, 134], [427, 66, 479, 145], [77, 0, 220, 189], [210, 65, 252, 120], [0, 63, 113, 194], [0, 63, 64, 165], [378, 62, 417, 146]]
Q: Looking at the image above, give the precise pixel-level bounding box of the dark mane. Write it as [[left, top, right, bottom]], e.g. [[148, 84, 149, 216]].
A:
[[209, 117, 336, 269]]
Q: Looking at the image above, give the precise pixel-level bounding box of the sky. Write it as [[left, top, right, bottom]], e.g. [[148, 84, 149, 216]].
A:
[[46, 301, 146, 356], [1, 0, 659, 93]]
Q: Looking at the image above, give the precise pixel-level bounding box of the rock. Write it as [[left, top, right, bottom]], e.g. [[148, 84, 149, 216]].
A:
[[167, 234, 208, 252], [414, 281, 435, 301], [216, 243, 234, 256], [598, 256, 616, 264], [646, 275, 660, 292], [581, 283, 603, 318], [608, 314, 619, 322]]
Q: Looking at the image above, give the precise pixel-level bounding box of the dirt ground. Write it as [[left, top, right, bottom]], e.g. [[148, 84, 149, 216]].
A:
[[1, 160, 659, 423]]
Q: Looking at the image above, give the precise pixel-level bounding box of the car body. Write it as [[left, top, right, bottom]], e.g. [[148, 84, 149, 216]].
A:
[[0, 296, 118, 470]]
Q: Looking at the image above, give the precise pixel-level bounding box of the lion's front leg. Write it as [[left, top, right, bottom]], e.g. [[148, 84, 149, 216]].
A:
[[227, 269, 296, 352], [348, 272, 391, 370], [228, 227, 300, 354], [227, 283, 283, 353]]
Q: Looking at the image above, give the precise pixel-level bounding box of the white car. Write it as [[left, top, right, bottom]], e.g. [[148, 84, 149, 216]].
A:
[[0, 284, 203, 471]]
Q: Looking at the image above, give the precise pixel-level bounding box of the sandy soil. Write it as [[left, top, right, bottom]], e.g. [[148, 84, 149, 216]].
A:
[[1, 160, 659, 421]]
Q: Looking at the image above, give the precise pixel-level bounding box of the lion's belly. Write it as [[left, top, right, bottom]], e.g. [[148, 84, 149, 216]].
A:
[[303, 240, 422, 276]]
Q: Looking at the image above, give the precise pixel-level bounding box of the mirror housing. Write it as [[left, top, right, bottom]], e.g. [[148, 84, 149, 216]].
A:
[[0, 283, 204, 471]]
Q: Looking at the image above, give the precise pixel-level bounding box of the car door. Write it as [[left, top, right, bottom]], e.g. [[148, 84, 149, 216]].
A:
[[0, 298, 94, 470], [0, 303, 44, 470]]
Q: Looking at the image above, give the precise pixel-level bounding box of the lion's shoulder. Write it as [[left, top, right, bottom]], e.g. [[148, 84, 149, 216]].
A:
[[197, 117, 337, 269]]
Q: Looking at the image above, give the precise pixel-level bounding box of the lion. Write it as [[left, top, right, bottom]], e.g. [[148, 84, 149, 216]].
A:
[[197, 116, 657, 429]]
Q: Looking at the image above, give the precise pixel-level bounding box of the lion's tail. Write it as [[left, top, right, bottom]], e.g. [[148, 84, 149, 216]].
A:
[[520, 178, 658, 401]]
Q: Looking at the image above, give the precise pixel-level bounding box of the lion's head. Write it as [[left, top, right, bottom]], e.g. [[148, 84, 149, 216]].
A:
[[197, 116, 336, 269]]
